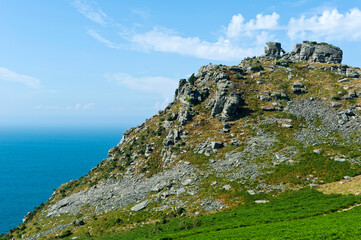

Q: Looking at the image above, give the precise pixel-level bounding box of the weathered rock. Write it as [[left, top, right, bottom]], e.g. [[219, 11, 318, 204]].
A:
[[259, 42, 285, 61], [222, 185, 232, 190], [163, 129, 180, 147], [211, 81, 243, 121], [221, 92, 242, 121], [211, 142, 224, 153], [145, 145, 154, 156], [255, 200, 269, 204], [178, 109, 193, 126], [282, 41, 342, 64], [292, 82, 307, 94], [131, 200, 149, 212]]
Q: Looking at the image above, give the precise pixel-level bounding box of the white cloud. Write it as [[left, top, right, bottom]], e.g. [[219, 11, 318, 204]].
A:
[[0, 67, 42, 88], [105, 72, 178, 99], [226, 12, 280, 38], [73, 0, 112, 25], [87, 30, 123, 49], [34, 103, 94, 110], [288, 8, 361, 41], [130, 28, 260, 61]]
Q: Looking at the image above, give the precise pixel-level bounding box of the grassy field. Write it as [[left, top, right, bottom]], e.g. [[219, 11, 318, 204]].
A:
[[63, 188, 361, 240]]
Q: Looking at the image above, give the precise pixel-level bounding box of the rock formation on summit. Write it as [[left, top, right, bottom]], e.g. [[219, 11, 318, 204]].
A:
[[260, 41, 343, 64]]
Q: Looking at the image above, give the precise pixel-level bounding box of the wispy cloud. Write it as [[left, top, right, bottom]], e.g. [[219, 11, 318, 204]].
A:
[[73, 0, 112, 25], [0, 67, 42, 88], [87, 30, 123, 49], [105, 72, 178, 99], [288, 8, 361, 41], [130, 28, 261, 61], [34, 103, 94, 110], [74, 1, 361, 61]]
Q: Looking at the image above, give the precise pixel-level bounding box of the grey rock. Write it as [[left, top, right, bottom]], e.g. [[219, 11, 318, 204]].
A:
[[177, 108, 193, 126], [211, 142, 224, 152], [281, 123, 293, 128], [331, 102, 342, 108], [163, 129, 180, 147], [222, 185, 232, 190], [292, 82, 308, 94], [131, 200, 149, 212], [145, 145, 154, 156], [46, 164, 197, 218], [259, 42, 285, 61], [282, 41, 342, 64], [338, 78, 350, 83], [334, 157, 346, 162], [346, 68, 360, 78], [255, 200, 269, 204], [221, 92, 242, 121], [211, 81, 243, 121], [247, 190, 256, 195]]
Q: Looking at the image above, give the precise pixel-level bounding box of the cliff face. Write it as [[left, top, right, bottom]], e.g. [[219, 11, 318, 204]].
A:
[[7, 42, 361, 239]]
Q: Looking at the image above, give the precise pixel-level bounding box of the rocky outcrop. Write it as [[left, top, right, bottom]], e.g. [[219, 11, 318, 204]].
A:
[[259, 42, 285, 61], [260, 41, 342, 64], [163, 129, 181, 147], [46, 163, 197, 218], [211, 81, 243, 121], [283, 41, 342, 64]]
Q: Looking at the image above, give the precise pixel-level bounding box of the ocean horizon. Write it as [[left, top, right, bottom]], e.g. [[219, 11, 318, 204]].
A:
[[0, 126, 125, 234]]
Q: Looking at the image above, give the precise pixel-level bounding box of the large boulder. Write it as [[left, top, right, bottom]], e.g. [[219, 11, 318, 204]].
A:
[[259, 42, 285, 61], [211, 81, 243, 121], [282, 41, 342, 64]]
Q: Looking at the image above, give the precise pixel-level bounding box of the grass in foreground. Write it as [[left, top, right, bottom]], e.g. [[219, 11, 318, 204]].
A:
[[66, 188, 361, 240]]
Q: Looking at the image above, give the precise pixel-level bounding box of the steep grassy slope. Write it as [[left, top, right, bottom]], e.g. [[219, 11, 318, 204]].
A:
[[68, 189, 361, 239]]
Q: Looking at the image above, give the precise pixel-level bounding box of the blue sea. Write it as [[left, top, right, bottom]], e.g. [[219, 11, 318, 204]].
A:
[[0, 127, 125, 234]]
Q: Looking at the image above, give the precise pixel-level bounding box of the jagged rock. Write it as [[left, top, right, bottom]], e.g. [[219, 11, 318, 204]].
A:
[[131, 200, 149, 212], [175, 81, 202, 106], [338, 78, 350, 83], [222, 123, 231, 133], [145, 145, 154, 156], [222, 185, 232, 190], [231, 139, 241, 146], [271, 91, 288, 101], [261, 106, 277, 111], [211, 81, 243, 121], [247, 190, 256, 195], [282, 41, 342, 64], [211, 142, 224, 153], [259, 91, 272, 102], [221, 92, 242, 121], [193, 141, 212, 156], [177, 109, 193, 126], [292, 82, 307, 94], [331, 102, 342, 108], [259, 42, 285, 61], [346, 68, 360, 78], [163, 129, 180, 147]]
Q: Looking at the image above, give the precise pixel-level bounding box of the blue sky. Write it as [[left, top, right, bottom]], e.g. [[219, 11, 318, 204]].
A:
[[1, 0, 361, 127]]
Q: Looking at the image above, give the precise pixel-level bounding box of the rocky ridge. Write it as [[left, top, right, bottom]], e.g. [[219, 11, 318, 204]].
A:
[[7, 41, 361, 240]]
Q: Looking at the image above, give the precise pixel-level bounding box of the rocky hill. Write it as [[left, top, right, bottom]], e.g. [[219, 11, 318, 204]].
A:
[[5, 41, 361, 239]]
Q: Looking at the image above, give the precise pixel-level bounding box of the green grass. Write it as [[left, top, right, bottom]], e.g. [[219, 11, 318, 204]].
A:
[[67, 189, 361, 240]]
